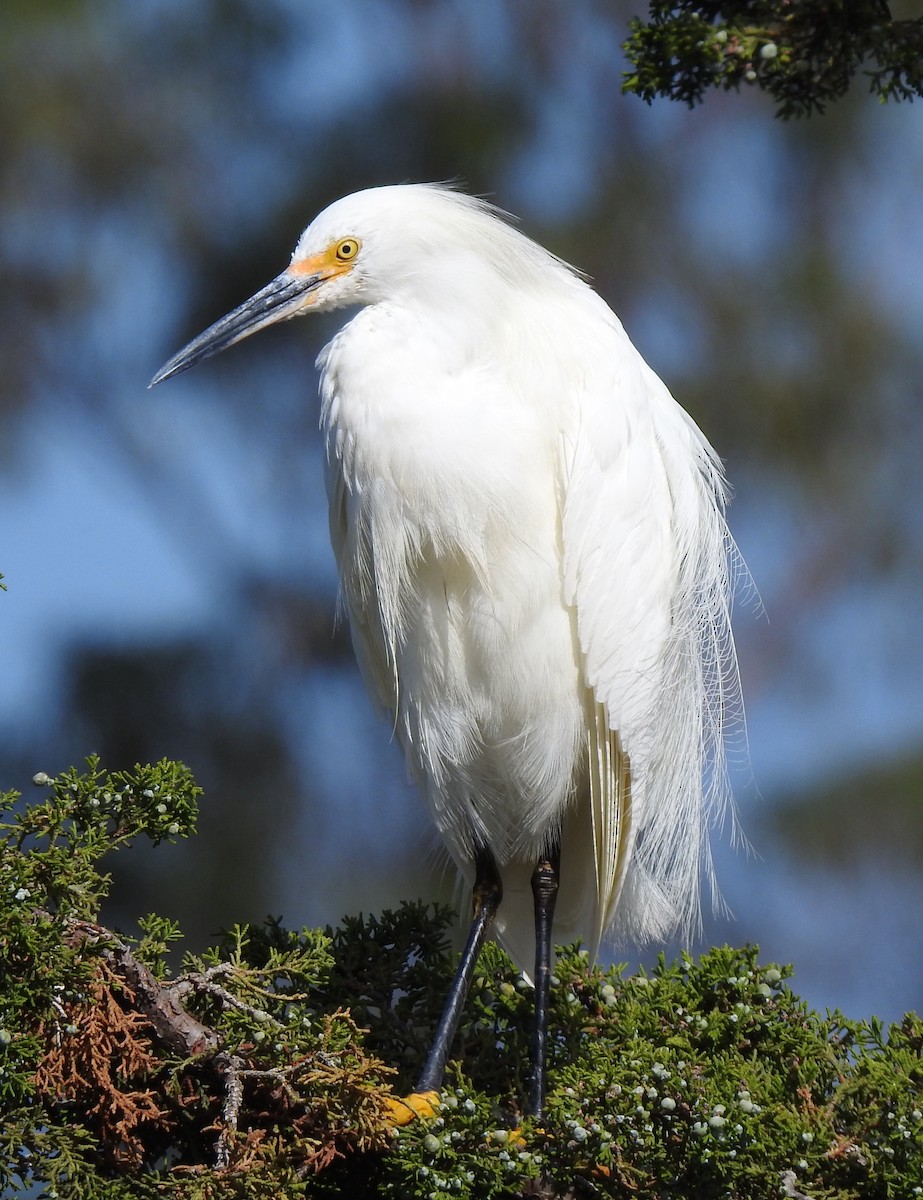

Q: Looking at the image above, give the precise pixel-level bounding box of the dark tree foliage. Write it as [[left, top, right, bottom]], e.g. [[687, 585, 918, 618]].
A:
[[623, 1, 923, 118]]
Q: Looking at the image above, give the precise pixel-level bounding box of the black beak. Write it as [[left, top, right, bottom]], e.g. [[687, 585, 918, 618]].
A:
[[149, 269, 325, 387]]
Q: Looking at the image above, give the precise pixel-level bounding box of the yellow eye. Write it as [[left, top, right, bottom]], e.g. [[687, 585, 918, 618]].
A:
[[335, 238, 360, 262]]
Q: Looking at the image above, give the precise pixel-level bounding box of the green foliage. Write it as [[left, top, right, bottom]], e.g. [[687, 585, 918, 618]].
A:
[[385, 948, 923, 1198], [623, 2, 923, 118], [323, 902, 457, 1087], [3, 756, 200, 916], [0, 758, 201, 1113], [1, 763, 921, 1198]]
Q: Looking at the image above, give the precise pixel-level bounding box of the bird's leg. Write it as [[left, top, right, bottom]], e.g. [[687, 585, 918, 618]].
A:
[[414, 845, 503, 1096], [527, 841, 560, 1119]]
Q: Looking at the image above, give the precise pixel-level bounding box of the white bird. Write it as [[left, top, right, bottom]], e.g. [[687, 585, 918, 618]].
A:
[[151, 183, 741, 1118]]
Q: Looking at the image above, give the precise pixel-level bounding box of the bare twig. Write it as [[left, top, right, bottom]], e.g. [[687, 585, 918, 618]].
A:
[[215, 1051, 245, 1169], [173, 965, 282, 1028], [780, 1169, 815, 1199]]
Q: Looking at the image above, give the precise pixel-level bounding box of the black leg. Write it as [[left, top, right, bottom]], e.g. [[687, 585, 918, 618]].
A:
[[527, 842, 560, 1119], [415, 845, 503, 1094]]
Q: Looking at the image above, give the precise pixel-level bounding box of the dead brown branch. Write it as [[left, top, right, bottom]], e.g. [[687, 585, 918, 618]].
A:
[[34, 958, 169, 1168]]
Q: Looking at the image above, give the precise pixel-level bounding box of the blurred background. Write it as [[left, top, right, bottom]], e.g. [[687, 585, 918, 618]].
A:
[[2, 0, 921, 1025]]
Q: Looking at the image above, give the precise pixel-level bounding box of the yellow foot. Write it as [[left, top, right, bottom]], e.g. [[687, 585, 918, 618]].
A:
[[506, 1127, 530, 1151], [384, 1090, 441, 1126]]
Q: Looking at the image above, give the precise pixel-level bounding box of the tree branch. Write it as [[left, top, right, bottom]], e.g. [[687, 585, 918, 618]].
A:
[[65, 917, 221, 1058]]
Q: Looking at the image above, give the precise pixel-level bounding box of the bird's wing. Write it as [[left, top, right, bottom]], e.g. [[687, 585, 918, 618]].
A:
[[560, 334, 738, 948]]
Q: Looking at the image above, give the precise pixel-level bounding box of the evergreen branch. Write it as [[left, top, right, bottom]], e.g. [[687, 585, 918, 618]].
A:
[[3, 761, 921, 1198], [623, 2, 923, 118]]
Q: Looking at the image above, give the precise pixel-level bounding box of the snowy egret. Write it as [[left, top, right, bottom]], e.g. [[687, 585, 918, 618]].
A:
[[151, 184, 741, 1118]]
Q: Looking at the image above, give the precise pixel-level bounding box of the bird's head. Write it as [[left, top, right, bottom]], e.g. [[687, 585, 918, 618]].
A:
[[150, 184, 537, 387], [150, 191, 383, 386]]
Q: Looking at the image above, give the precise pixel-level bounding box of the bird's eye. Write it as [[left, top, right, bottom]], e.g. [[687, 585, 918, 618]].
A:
[[335, 238, 360, 261]]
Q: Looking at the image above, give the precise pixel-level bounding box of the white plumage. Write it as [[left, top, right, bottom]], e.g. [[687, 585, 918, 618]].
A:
[[308, 185, 739, 971], [153, 183, 741, 979]]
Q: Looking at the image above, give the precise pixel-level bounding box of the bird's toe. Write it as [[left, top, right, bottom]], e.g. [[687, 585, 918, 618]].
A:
[[384, 1089, 441, 1126]]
